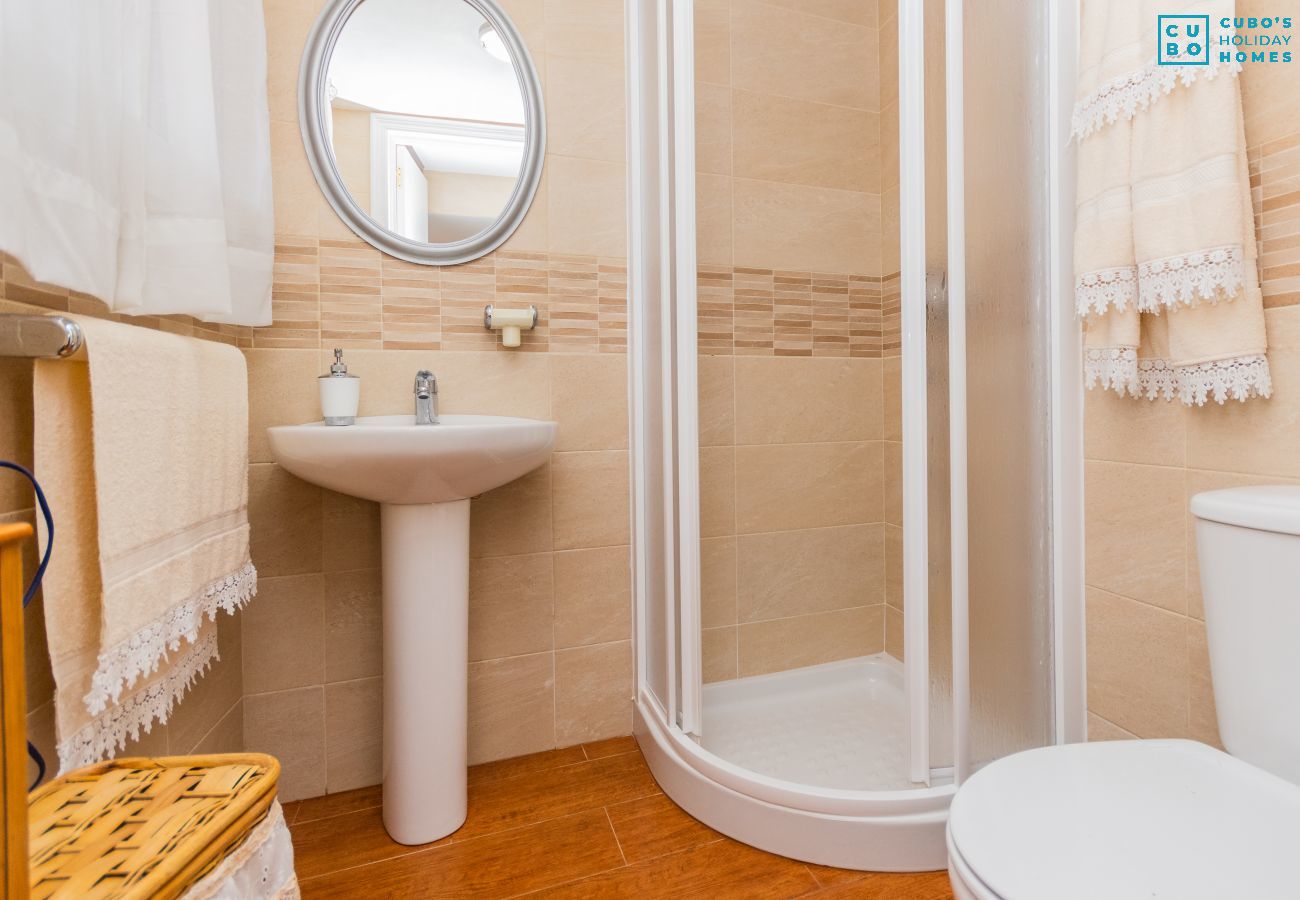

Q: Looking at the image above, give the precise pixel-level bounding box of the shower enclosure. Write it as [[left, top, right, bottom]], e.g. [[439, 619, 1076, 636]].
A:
[[626, 0, 1083, 871]]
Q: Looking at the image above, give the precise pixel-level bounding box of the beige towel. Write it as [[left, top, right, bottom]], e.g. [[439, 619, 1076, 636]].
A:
[[34, 317, 255, 770], [1074, 0, 1271, 405]]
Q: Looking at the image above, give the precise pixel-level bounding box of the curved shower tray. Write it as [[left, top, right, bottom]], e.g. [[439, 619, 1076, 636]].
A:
[[634, 690, 955, 872]]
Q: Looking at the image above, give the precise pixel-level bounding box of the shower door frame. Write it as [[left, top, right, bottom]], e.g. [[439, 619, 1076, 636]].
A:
[[625, 0, 1085, 870]]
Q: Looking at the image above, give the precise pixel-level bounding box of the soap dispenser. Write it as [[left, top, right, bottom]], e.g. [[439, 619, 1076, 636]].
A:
[[320, 348, 360, 426]]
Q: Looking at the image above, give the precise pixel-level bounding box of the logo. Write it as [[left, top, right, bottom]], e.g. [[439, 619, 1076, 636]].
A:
[[1159, 14, 1211, 65]]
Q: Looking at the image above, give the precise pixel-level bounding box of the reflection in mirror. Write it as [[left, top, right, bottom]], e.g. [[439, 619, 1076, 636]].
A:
[[325, 0, 527, 245]]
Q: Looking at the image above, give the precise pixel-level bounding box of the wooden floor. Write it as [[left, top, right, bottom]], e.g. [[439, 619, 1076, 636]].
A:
[[285, 737, 955, 898]]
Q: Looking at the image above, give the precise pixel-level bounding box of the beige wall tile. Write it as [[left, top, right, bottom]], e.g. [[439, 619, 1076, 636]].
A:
[[695, 83, 733, 176], [242, 574, 325, 694], [1084, 388, 1187, 467], [545, 56, 626, 164], [544, 0, 624, 67], [470, 553, 555, 661], [551, 355, 629, 450], [880, 103, 898, 192], [191, 699, 245, 755], [263, 0, 319, 125], [696, 174, 735, 267], [554, 546, 631, 649], [703, 626, 738, 683], [731, 1, 877, 110], [324, 568, 382, 683], [884, 523, 902, 609], [883, 356, 901, 440], [555, 641, 632, 745], [1086, 712, 1136, 742], [1085, 588, 1188, 739], [468, 652, 555, 765], [547, 156, 628, 258], [701, 536, 738, 628], [738, 605, 884, 676], [761, 0, 877, 26], [880, 188, 899, 275], [169, 613, 244, 753], [884, 604, 903, 660], [737, 524, 883, 621], [471, 462, 554, 558], [270, 120, 330, 238], [1084, 461, 1186, 614], [248, 463, 323, 577], [322, 491, 381, 574], [732, 91, 878, 192], [551, 450, 630, 550], [734, 357, 881, 444], [694, 0, 732, 87], [325, 677, 383, 793], [1239, 0, 1300, 147], [883, 440, 902, 526], [733, 179, 879, 276], [700, 446, 737, 537], [0, 359, 34, 512], [735, 441, 879, 533], [1186, 343, 1300, 479], [499, 171, 550, 255], [698, 355, 736, 447], [244, 686, 327, 802], [329, 349, 552, 419]]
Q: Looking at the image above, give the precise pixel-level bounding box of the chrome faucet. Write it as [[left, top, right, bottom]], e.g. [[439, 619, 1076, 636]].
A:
[[414, 370, 439, 425]]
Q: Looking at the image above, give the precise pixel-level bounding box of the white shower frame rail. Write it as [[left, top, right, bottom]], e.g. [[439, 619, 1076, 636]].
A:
[[625, 0, 1084, 871]]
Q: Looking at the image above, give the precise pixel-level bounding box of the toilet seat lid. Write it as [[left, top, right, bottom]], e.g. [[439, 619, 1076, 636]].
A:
[[948, 740, 1300, 900]]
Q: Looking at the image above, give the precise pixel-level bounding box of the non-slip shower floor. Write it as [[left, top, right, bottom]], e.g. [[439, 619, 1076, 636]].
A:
[[701, 654, 918, 791]]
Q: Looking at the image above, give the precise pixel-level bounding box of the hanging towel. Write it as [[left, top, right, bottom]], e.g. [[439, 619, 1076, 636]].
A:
[[34, 316, 255, 771], [1074, 0, 1272, 405]]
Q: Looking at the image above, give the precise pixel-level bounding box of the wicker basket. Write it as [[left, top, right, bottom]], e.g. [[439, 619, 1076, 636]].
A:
[[27, 753, 280, 899]]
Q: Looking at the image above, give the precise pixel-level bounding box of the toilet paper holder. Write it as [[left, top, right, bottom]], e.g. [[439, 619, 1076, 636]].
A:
[[483, 304, 539, 348]]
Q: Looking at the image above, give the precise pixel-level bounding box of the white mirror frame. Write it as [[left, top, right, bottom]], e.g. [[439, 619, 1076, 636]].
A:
[[298, 0, 546, 266]]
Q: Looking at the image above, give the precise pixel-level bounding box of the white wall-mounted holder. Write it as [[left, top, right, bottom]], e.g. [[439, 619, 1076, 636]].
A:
[[483, 304, 538, 348]]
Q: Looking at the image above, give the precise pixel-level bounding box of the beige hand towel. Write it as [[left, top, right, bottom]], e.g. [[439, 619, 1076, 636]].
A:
[[1075, 0, 1271, 405], [34, 316, 255, 770]]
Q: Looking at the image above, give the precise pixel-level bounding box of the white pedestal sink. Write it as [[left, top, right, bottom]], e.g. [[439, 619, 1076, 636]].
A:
[[267, 414, 557, 844]]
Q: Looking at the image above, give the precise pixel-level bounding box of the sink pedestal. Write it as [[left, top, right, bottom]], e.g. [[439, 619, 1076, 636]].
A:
[[266, 415, 557, 845], [380, 499, 470, 845]]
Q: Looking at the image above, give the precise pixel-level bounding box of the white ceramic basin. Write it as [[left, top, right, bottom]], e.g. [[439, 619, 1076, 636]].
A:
[[266, 412, 556, 846], [266, 414, 557, 505]]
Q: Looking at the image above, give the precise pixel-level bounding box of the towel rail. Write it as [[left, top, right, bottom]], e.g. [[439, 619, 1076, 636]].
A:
[[0, 314, 83, 359]]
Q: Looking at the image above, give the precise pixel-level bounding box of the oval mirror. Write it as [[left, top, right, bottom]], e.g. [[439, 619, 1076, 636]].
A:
[[299, 0, 544, 265]]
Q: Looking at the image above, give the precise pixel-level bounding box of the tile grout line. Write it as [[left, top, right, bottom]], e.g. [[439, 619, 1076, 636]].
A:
[[293, 746, 645, 828], [604, 806, 630, 867], [296, 784, 666, 884]]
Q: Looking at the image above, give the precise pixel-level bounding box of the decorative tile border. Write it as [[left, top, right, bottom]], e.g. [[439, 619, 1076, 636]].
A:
[[1250, 132, 1300, 310], [697, 265, 900, 359], [264, 239, 629, 353]]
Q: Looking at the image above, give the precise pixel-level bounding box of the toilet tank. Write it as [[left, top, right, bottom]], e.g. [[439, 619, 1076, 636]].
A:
[[1190, 486, 1300, 786]]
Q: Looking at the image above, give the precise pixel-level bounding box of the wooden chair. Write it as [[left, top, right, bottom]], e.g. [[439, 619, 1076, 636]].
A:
[[2, 522, 288, 899], [1, 521, 33, 899]]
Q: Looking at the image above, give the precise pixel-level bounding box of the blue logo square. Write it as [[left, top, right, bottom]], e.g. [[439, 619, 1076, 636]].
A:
[[1158, 14, 1211, 65]]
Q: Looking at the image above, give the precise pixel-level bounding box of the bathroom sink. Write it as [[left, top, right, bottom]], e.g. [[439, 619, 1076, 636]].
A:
[[266, 412, 556, 846], [266, 414, 556, 505]]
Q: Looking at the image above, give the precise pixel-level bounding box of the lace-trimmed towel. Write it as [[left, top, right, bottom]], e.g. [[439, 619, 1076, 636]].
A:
[[34, 317, 256, 770], [1075, 0, 1271, 405]]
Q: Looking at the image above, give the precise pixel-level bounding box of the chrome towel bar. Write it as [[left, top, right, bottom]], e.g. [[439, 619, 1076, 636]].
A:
[[0, 314, 83, 359]]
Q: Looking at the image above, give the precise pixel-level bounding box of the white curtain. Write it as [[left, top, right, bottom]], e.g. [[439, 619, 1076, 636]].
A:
[[0, 0, 274, 326]]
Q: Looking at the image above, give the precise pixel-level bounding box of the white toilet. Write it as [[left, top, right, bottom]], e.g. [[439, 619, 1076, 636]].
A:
[[946, 486, 1300, 899]]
